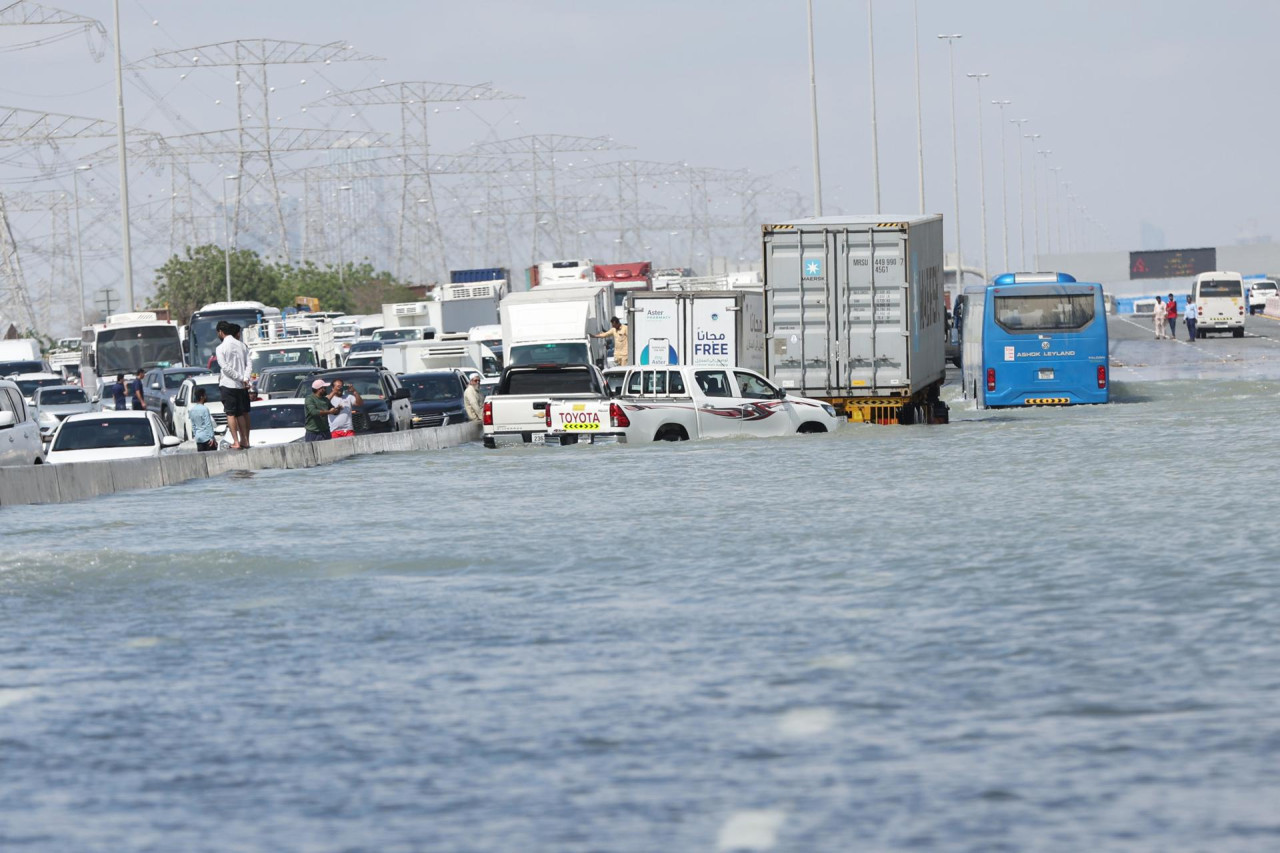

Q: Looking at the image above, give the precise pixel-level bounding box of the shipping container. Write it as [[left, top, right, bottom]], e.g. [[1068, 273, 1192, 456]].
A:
[[449, 267, 509, 284], [762, 215, 947, 423], [626, 290, 764, 371]]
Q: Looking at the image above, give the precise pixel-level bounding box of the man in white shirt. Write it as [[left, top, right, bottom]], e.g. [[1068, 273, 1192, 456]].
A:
[[463, 374, 484, 422], [327, 378, 363, 438], [215, 321, 253, 449]]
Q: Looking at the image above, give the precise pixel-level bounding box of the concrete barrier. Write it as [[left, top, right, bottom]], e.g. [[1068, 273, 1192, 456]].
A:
[[0, 422, 481, 508]]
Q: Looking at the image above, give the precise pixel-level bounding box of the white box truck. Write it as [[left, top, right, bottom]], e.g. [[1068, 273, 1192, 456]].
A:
[[626, 290, 764, 371], [499, 284, 614, 368], [762, 215, 948, 424]]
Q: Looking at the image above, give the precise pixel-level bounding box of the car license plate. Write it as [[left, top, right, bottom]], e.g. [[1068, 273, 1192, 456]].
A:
[[1038, 368, 1054, 380], [530, 432, 545, 445]]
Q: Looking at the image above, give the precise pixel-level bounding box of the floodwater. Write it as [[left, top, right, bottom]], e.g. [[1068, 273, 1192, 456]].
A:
[[4, 336, 1280, 850]]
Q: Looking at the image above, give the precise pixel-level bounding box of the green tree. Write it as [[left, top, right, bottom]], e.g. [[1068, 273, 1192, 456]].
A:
[[150, 244, 282, 323]]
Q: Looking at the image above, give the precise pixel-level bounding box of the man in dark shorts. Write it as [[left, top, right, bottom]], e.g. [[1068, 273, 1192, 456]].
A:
[[215, 321, 252, 449]]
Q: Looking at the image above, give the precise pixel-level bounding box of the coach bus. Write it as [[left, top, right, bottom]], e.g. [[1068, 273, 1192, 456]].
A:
[[81, 312, 183, 396], [979, 272, 1109, 408]]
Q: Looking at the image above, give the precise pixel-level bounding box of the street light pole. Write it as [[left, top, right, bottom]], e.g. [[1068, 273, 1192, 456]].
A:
[[806, 0, 824, 216], [912, 0, 925, 213], [1009, 118, 1030, 268], [1026, 136, 1043, 268], [221, 175, 238, 302], [1048, 165, 1063, 256], [966, 72, 989, 280], [338, 185, 352, 288], [111, 0, 134, 309], [938, 34, 963, 286], [72, 164, 91, 329], [991, 100, 1011, 272], [867, 0, 881, 213]]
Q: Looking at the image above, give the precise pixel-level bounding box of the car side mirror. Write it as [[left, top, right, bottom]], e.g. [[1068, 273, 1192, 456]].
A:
[[174, 398, 186, 407], [91, 395, 100, 403], [393, 388, 410, 401], [150, 382, 161, 389], [160, 435, 181, 448], [776, 387, 788, 399], [0, 411, 14, 429]]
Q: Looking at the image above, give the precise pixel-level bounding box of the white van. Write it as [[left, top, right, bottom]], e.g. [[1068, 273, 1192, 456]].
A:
[[1191, 272, 1246, 338]]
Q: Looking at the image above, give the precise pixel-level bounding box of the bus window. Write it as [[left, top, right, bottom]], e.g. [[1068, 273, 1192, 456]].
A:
[[1197, 280, 1243, 298], [994, 294, 1095, 333]]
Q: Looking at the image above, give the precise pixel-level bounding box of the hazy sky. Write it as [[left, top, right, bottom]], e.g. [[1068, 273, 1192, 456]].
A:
[[4, 0, 1278, 276]]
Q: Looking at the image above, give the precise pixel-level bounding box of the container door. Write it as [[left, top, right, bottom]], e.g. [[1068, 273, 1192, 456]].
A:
[[689, 295, 740, 368], [634, 297, 681, 365], [837, 229, 908, 394], [765, 228, 837, 396]]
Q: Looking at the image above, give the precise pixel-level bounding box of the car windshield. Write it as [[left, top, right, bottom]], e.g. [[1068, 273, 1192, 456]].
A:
[[250, 348, 317, 372], [16, 377, 61, 396], [1199, 280, 1243, 298], [994, 294, 1096, 332], [262, 370, 316, 392], [53, 418, 154, 451], [192, 384, 223, 403], [504, 369, 595, 395], [249, 403, 305, 430], [403, 375, 460, 402], [349, 341, 382, 353], [1, 360, 45, 375], [508, 342, 591, 367], [164, 370, 207, 388], [37, 388, 88, 406], [339, 378, 386, 399], [374, 329, 421, 341]]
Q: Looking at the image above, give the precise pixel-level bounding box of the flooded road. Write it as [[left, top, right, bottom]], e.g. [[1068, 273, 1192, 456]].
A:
[[3, 330, 1280, 851]]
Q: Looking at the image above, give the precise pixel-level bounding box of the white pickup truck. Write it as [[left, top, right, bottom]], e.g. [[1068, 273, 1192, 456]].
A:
[[545, 364, 842, 444], [483, 364, 610, 448]]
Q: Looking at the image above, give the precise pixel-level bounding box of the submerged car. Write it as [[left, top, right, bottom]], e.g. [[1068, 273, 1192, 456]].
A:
[[400, 370, 468, 429], [33, 385, 99, 440], [140, 366, 211, 430], [44, 410, 180, 465], [293, 367, 411, 433]]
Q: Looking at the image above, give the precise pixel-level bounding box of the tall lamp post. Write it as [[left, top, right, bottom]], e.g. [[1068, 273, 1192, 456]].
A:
[[937, 34, 963, 286], [72, 164, 91, 329], [806, 0, 824, 216], [1009, 118, 1030, 268], [221, 175, 239, 301], [1047, 164, 1063, 256], [966, 72, 989, 280], [1025, 136, 1043, 268], [912, 0, 925, 213], [337, 185, 353, 287], [867, 0, 881, 213], [991, 99, 1012, 272], [111, 0, 134, 309]]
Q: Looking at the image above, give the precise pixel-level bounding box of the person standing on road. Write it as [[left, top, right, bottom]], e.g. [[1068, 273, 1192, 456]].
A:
[[327, 378, 362, 439], [1185, 295, 1197, 342], [593, 317, 630, 366], [189, 387, 218, 451], [216, 320, 252, 449], [463, 374, 484, 422], [130, 369, 147, 410], [304, 379, 339, 442], [1166, 293, 1178, 339], [111, 373, 127, 410], [1152, 296, 1166, 339]]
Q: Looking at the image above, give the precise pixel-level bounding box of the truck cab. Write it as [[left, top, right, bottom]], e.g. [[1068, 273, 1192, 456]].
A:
[[483, 364, 609, 448]]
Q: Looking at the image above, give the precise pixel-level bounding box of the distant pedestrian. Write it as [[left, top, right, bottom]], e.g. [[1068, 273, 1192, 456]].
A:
[[1152, 296, 1166, 339], [593, 317, 630, 366], [327, 378, 362, 438], [189, 387, 218, 451], [215, 320, 252, 449], [130, 369, 147, 410], [463, 374, 484, 422], [304, 379, 338, 442], [1166, 293, 1178, 339], [1185, 295, 1198, 341], [111, 373, 127, 410]]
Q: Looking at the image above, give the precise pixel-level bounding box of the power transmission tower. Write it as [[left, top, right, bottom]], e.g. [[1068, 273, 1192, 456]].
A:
[[127, 40, 384, 261], [306, 80, 521, 283]]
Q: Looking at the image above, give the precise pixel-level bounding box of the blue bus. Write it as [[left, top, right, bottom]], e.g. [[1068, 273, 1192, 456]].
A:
[[980, 272, 1109, 407]]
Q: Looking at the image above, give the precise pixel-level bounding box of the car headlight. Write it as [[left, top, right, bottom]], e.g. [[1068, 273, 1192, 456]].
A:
[[368, 411, 391, 421], [821, 403, 837, 418]]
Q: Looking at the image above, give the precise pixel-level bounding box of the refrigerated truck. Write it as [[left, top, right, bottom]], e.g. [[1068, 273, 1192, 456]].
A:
[[762, 215, 948, 424], [626, 290, 764, 371]]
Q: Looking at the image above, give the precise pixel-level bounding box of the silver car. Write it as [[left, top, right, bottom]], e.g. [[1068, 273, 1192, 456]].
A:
[[33, 384, 99, 440]]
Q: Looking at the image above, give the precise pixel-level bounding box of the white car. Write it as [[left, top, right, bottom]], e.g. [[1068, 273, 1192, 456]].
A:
[[247, 398, 307, 447], [33, 384, 99, 440], [1248, 279, 1278, 314], [8, 372, 65, 406], [44, 410, 180, 465], [171, 375, 228, 442], [0, 378, 46, 465]]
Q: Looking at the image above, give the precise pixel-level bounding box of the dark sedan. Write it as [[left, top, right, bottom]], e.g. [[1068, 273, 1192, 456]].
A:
[[400, 370, 468, 429], [256, 365, 320, 400]]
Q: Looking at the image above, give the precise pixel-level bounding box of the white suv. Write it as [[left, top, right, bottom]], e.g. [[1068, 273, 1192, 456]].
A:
[[0, 378, 46, 465]]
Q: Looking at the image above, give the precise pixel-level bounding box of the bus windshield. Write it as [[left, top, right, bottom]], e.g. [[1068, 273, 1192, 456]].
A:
[[188, 310, 263, 368], [1199, 280, 1243, 298], [994, 294, 1095, 332], [96, 326, 183, 373]]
